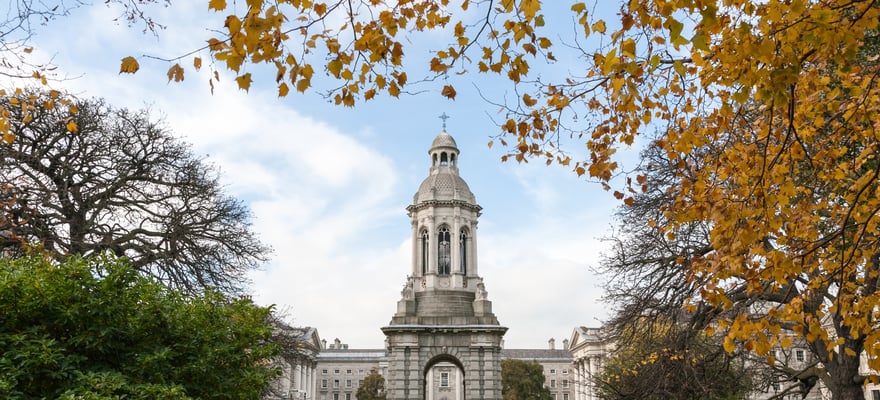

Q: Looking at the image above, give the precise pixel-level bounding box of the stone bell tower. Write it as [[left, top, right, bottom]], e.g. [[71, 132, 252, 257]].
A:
[[382, 130, 507, 400]]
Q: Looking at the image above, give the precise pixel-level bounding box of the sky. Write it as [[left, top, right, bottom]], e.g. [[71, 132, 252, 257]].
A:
[[20, 1, 635, 349]]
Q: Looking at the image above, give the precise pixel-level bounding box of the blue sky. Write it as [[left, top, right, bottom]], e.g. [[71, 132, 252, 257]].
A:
[[22, 2, 633, 349]]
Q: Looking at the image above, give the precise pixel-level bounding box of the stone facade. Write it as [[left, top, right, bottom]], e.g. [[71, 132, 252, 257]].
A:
[[268, 326, 322, 400]]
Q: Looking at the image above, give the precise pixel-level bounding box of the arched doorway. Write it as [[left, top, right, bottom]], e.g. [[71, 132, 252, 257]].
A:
[[423, 355, 465, 400]]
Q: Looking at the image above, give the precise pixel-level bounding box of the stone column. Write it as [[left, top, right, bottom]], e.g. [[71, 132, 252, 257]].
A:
[[411, 220, 419, 276], [452, 213, 460, 277], [429, 218, 437, 275], [590, 357, 600, 400], [470, 221, 478, 277]]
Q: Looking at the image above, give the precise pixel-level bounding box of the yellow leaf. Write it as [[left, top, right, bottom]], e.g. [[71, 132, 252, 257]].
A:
[[119, 56, 140, 74], [278, 82, 290, 97], [66, 120, 79, 134], [296, 78, 310, 92], [328, 60, 343, 78], [193, 57, 203, 71], [23, 47, 33, 54], [621, 38, 636, 58], [166, 63, 185, 82], [314, 3, 327, 16], [208, 0, 227, 11], [723, 336, 735, 353], [592, 20, 606, 34], [236, 73, 253, 91]]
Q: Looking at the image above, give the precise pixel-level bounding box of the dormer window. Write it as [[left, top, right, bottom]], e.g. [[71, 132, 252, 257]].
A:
[[438, 226, 451, 275]]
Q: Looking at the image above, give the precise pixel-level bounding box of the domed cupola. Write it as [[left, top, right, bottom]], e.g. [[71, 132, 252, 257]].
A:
[[413, 131, 476, 204], [401, 129, 487, 303]]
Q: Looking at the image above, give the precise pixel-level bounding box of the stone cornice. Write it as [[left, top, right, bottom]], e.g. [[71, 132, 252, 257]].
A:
[[406, 200, 482, 214], [380, 324, 508, 334]]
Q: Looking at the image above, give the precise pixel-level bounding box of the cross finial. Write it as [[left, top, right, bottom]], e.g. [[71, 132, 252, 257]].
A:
[[439, 113, 450, 131]]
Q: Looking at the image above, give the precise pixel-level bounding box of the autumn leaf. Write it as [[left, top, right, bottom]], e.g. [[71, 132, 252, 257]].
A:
[[236, 73, 253, 91], [208, 0, 226, 11], [441, 85, 457, 100], [166, 63, 185, 82], [119, 56, 140, 74]]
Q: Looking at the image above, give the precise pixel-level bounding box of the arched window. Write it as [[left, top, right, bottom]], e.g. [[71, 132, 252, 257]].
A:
[[459, 230, 468, 275], [450, 153, 456, 167], [438, 227, 451, 275], [432, 153, 438, 166], [440, 152, 448, 166], [421, 230, 429, 275]]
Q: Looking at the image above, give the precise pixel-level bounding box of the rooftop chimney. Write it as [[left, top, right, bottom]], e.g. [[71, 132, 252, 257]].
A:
[[549, 338, 556, 350]]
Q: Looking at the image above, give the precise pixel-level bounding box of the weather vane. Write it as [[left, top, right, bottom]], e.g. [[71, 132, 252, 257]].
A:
[[439, 112, 450, 131]]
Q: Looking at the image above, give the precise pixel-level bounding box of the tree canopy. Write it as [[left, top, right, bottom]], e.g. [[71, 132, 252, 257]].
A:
[[500, 359, 552, 400], [355, 369, 387, 400], [0, 252, 280, 399], [0, 90, 270, 293], [594, 318, 753, 400]]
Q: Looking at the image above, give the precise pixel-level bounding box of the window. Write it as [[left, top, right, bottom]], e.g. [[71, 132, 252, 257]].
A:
[[359, 380, 364, 386], [563, 394, 569, 400], [550, 379, 556, 388], [333, 394, 339, 400], [333, 379, 339, 389], [322, 369, 328, 374], [562, 369, 568, 374], [459, 230, 468, 274], [549, 369, 556, 374], [771, 382, 780, 391], [438, 227, 451, 274], [796, 349, 805, 362], [440, 372, 450, 387], [346, 369, 352, 374], [346, 379, 352, 388], [322, 379, 328, 389], [334, 369, 340, 374], [345, 394, 351, 400], [562, 380, 569, 388], [421, 230, 429, 275], [872, 390, 880, 400], [440, 152, 448, 166], [359, 369, 364, 375]]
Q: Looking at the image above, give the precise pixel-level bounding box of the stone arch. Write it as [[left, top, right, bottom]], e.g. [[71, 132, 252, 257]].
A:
[[423, 353, 466, 400]]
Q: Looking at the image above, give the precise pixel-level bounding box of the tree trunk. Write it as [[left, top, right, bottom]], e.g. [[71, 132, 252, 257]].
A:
[[826, 353, 864, 400]]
